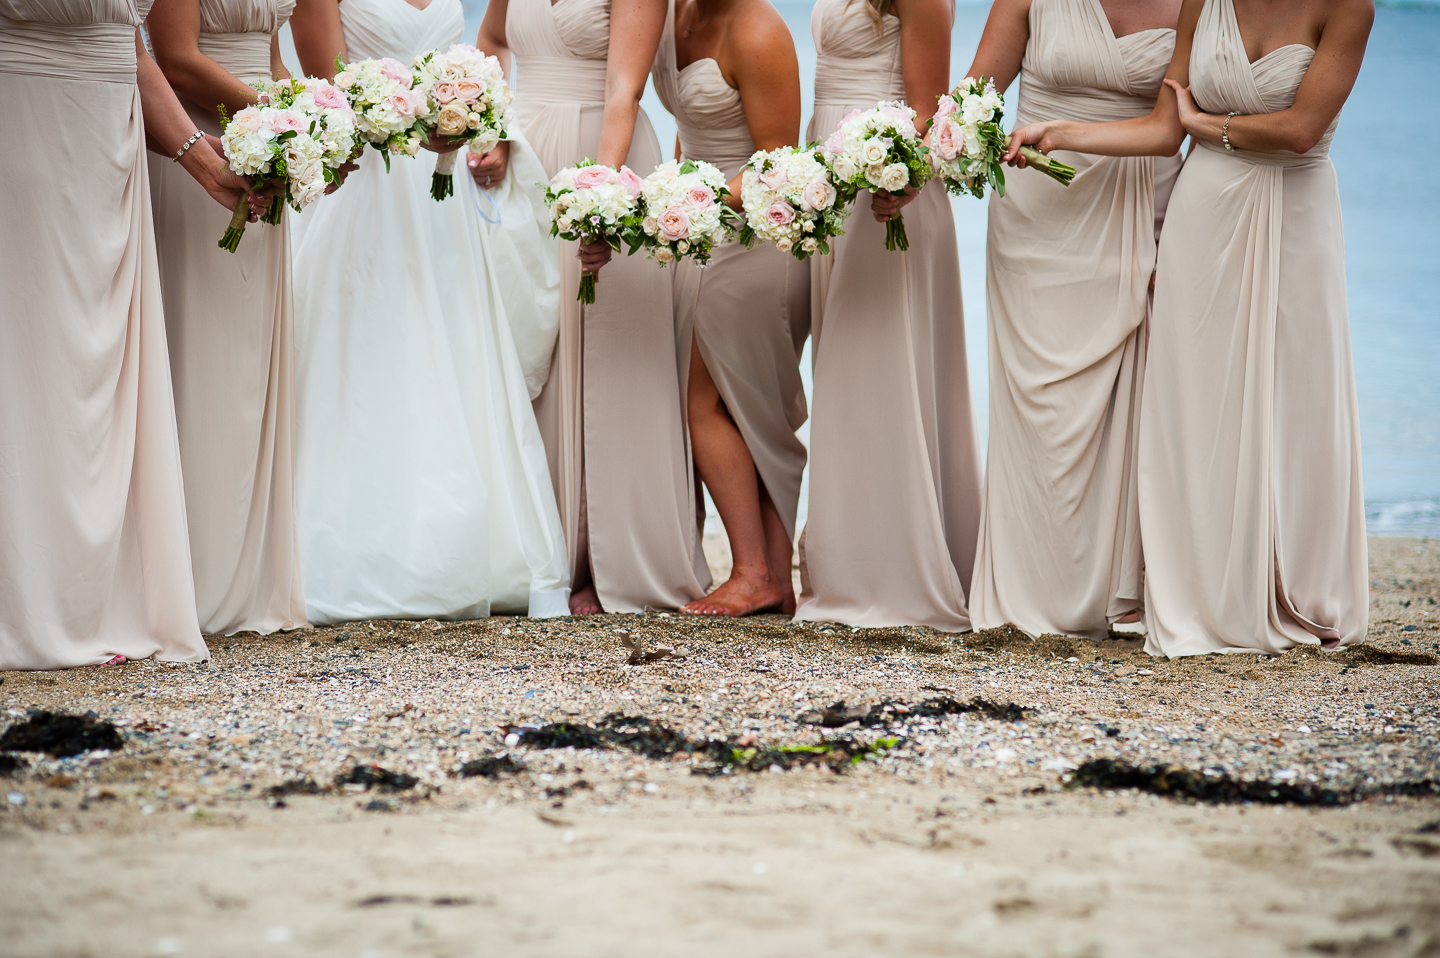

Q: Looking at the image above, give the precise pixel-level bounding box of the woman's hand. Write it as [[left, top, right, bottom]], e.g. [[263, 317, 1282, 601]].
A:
[[467, 141, 511, 189], [872, 186, 918, 223], [421, 130, 463, 154], [1164, 78, 1209, 141], [578, 238, 612, 275], [1003, 120, 1064, 166]]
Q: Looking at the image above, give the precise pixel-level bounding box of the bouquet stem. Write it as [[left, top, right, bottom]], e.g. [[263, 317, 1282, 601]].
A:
[[1018, 146, 1077, 186], [577, 270, 597, 305], [262, 194, 285, 225], [218, 192, 251, 253], [432, 148, 459, 202], [885, 214, 909, 253]]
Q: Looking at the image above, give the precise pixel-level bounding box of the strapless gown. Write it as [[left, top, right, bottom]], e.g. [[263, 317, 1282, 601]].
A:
[[1139, 0, 1367, 656], [970, 0, 1180, 639], [148, 0, 307, 636], [290, 0, 569, 622], [795, 0, 983, 631], [650, 0, 809, 545], [0, 0, 206, 668], [508, 0, 710, 610]]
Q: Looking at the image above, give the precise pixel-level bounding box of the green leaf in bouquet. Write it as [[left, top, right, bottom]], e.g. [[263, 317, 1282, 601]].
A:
[[678, 159, 698, 175]]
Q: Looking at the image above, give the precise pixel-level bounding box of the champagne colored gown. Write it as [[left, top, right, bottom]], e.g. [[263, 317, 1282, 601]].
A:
[[1140, 0, 1367, 656], [650, 0, 810, 545], [508, 0, 710, 610], [0, 0, 207, 668], [148, 0, 307, 637], [290, 0, 570, 623], [795, 0, 983, 631], [970, 0, 1179, 639]]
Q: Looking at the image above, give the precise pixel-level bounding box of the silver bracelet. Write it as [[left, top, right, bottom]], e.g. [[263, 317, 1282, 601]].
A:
[[173, 130, 205, 162], [1221, 112, 1239, 152]]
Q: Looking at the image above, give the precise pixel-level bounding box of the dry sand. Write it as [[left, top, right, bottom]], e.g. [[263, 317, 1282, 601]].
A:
[[1, 536, 1437, 958]]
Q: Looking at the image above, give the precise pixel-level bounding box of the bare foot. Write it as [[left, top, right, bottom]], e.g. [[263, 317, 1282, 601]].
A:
[[1116, 611, 1143, 623], [682, 572, 784, 617], [569, 584, 602, 616]]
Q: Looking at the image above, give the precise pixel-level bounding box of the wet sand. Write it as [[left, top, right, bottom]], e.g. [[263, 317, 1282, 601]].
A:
[[1, 536, 1437, 958]]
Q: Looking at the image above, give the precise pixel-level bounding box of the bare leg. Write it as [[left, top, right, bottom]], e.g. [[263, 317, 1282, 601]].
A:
[[758, 484, 796, 615], [568, 477, 603, 615], [682, 340, 784, 616]]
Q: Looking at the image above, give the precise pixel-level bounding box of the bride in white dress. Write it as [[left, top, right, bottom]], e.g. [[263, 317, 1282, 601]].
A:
[[288, 0, 569, 622]]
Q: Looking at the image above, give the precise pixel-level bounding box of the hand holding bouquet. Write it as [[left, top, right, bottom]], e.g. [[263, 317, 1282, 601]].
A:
[[217, 76, 360, 252], [412, 44, 514, 201], [543, 160, 646, 304], [333, 56, 430, 168], [637, 160, 740, 267], [738, 145, 846, 259], [823, 101, 931, 251], [931, 77, 1075, 199]]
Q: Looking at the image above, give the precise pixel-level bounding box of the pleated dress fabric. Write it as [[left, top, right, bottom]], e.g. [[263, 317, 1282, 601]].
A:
[[970, 0, 1179, 640], [795, 0, 983, 631], [290, 0, 571, 623], [1139, 0, 1367, 656], [147, 0, 307, 636], [509, 0, 710, 610], [0, 0, 207, 668], [650, 2, 810, 543]]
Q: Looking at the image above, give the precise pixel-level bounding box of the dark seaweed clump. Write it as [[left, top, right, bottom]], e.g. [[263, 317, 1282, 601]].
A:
[[265, 777, 326, 798], [690, 737, 903, 777], [1071, 758, 1440, 806], [0, 753, 23, 777], [0, 710, 125, 758], [456, 754, 526, 779], [798, 697, 1027, 728], [335, 765, 418, 792]]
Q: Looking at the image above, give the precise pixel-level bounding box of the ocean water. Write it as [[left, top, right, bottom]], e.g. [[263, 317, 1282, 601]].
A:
[[443, 1, 1439, 536]]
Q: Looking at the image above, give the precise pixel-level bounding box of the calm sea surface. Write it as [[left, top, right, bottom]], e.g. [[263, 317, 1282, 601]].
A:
[[442, 1, 1439, 535]]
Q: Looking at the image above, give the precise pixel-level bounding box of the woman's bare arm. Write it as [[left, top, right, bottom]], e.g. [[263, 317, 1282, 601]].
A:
[[270, 34, 291, 80], [894, 0, 952, 130], [726, 2, 802, 207], [597, 0, 667, 168], [963, 0, 1030, 95], [477, 0, 513, 78], [290, 0, 345, 79], [147, 0, 260, 117]]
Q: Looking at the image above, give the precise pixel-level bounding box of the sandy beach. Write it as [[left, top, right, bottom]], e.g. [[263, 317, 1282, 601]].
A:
[[2, 536, 1436, 958]]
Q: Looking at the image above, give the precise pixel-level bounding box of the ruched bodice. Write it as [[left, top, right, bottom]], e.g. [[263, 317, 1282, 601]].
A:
[[1190, 0, 1335, 162], [508, 0, 610, 103], [652, 11, 752, 180], [193, 0, 293, 79], [811, 0, 903, 108], [1017, 0, 1174, 123], [340, 0, 462, 62], [0, 0, 147, 81], [550, 0, 608, 58]]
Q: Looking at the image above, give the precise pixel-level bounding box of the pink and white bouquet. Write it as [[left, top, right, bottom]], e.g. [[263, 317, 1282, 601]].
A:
[[931, 76, 1074, 200], [543, 160, 646, 304], [333, 56, 430, 167], [412, 43, 514, 201], [738, 145, 847, 259], [217, 76, 360, 252], [636, 160, 739, 267], [823, 101, 931, 251]]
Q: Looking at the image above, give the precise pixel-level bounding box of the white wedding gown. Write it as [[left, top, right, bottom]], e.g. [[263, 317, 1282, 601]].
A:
[[291, 0, 568, 623]]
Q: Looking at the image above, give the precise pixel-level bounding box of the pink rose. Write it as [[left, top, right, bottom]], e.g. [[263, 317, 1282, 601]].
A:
[[936, 94, 957, 118], [388, 93, 417, 117], [455, 79, 483, 102], [380, 57, 413, 88], [432, 80, 459, 104], [270, 109, 305, 133], [616, 166, 643, 198], [311, 83, 347, 110], [763, 200, 796, 226], [685, 184, 715, 207], [800, 178, 836, 211], [758, 167, 788, 190], [934, 118, 962, 161], [233, 107, 263, 133], [658, 205, 691, 241], [825, 129, 844, 155], [574, 164, 616, 189]]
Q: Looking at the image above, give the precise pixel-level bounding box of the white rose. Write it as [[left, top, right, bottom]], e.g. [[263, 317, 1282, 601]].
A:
[[776, 237, 792, 252], [831, 155, 858, 181], [802, 237, 818, 252], [865, 162, 887, 187], [335, 71, 356, 90], [655, 247, 675, 263], [879, 163, 910, 192], [860, 138, 888, 165]]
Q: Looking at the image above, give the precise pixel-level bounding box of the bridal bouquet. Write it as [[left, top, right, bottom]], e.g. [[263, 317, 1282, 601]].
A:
[[931, 77, 1075, 198], [217, 76, 360, 252], [738, 145, 846, 260], [636, 160, 739, 267], [333, 56, 430, 167], [412, 43, 514, 201], [823, 101, 931, 251], [543, 160, 646, 304]]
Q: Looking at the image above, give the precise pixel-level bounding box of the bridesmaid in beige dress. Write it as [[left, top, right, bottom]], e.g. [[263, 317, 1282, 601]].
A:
[[1007, 0, 1372, 655], [0, 0, 254, 669], [479, 0, 710, 615], [651, 0, 809, 616], [795, 0, 984, 631], [965, 0, 1181, 640], [147, 0, 308, 636]]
